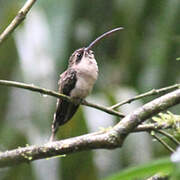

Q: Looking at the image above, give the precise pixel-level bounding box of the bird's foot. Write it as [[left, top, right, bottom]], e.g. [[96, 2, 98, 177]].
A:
[[49, 133, 55, 142]]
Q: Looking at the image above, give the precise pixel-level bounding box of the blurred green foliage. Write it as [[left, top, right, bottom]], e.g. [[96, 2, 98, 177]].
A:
[[0, 0, 180, 180], [104, 157, 172, 180]]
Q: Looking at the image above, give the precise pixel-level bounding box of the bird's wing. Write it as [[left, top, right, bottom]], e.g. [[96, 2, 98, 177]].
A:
[[51, 68, 79, 136], [58, 68, 77, 95]]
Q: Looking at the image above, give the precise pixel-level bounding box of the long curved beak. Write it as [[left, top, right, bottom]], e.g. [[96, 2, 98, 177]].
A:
[[85, 27, 124, 51]]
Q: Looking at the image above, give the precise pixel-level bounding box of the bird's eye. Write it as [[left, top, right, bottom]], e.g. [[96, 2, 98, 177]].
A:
[[76, 52, 83, 63], [77, 53, 82, 58]]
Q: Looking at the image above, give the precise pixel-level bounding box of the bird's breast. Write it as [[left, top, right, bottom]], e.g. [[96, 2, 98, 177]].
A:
[[70, 59, 98, 98]]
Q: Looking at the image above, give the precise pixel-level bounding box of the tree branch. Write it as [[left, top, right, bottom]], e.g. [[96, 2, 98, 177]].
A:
[[0, 0, 36, 45], [134, 123, 172, 132], [0, 80, 124, 118], [82, 100, 124, 117], [113, 89, 180, 135], [109, 84, 180, 109], [0, 89, 180, 168]]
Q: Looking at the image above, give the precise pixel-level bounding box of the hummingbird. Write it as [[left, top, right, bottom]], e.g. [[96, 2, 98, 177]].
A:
[[50, 27, 124, 141]]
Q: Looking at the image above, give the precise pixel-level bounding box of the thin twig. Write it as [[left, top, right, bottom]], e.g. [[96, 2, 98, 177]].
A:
[[150, 132, 175, 153], [0, 80, 71, 101], [134, 123, 171, 132], [135, 124, 179, 146], [109, 84, 180, 109], [156, 130, 180, 146], [0, 0, 37, 45], [0, 80, 124, 118], [82, 100, 124, 117]]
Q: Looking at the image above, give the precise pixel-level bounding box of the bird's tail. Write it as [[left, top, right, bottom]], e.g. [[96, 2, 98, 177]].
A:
[[49, 99, 80, 141]]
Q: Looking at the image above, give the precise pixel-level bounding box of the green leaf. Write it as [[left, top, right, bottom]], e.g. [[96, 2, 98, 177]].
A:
[[104, 158, 173, 180]]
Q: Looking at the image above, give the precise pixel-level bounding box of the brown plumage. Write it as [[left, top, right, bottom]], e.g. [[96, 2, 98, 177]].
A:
[[49, 27, 123, 141], [49, 48, 98, 141]]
